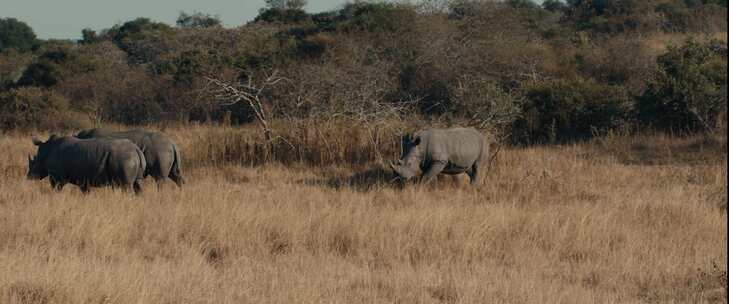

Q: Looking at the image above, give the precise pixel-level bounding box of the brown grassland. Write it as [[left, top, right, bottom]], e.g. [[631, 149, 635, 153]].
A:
[[0, 124, 726, 303]]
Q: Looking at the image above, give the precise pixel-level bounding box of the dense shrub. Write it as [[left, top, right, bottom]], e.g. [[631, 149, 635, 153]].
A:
[[0, 0, 725, 144], [451, 78, 522, 132], [254, 8, 311, 24], [513, 78, 631, 144], [104, 18, 175, 64], [338, 2, 418, 33], [0, 48, 32, 90], [16, 40, 97, 88], [0, 87, 90, 131], [176, 11, 222, 29], [636, 39, 728, 132], [0, 18, 37, 52], [104, 71, 164, 125]]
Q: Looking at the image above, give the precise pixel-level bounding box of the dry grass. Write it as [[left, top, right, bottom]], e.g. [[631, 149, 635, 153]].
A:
[[0, 125, 726, 303]]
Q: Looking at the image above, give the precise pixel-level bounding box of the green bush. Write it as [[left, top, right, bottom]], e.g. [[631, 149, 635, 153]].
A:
[[16, 40, 97, 88], [338, 2, 417, 33], [0, 87, 90, 131], [513, 78, 631, 144], [176, 11, 222, 29], [636, 39, 727, 133], [255, 8, 311, 24], [104, 18, 174, 64], [0, 18, 37, 52]]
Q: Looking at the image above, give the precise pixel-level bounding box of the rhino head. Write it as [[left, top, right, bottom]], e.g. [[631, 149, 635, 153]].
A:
[[389, 134, 423, 182], [27, 135, 60, 180]]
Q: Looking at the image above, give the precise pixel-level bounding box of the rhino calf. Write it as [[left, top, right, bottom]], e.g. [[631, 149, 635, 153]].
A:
[[76, 128, 184, 188], [390, 127, 489, 185], [27, 135, 146, 194]]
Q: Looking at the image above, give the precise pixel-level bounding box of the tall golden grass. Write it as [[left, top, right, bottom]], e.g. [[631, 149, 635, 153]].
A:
[[0, 124, 726, 303]]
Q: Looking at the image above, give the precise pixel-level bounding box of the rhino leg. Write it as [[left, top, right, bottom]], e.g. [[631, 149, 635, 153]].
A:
[[153, 175, 165, 189], [169, 173, 184, 188], [420, 161, 447, 184], [467, 163, 479, 185], [79, 183, 91, 194], [49, 178, 65, 192], [133, 179, 144, 195]]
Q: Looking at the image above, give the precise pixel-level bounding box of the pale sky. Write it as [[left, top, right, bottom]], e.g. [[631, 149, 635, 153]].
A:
[[0, 0, 351, 39]]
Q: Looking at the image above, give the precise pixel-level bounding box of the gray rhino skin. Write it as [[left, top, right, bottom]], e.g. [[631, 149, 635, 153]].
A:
[[27, 135, 146, 194], [76, 128, 184, 187], [390, 127, 488, 185]]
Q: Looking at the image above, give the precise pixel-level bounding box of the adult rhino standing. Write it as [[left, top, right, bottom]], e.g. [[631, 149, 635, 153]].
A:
[[75, 128, 185, 187], [389, 127, 489, 185], [27, 135, 146, 194]]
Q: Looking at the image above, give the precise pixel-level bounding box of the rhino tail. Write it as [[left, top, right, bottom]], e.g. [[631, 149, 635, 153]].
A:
[[169, 144, 185, 188]]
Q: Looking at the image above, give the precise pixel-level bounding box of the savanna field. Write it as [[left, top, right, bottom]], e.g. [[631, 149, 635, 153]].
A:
[[0, 125, 726, 303], [1, 0, 728, 302]]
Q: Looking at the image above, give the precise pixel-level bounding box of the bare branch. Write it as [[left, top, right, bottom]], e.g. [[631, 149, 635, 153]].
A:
[[205, 69, 286, 143]]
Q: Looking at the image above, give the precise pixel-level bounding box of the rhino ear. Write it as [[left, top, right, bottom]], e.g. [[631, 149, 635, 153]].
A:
[[32, 136, 43, 146]]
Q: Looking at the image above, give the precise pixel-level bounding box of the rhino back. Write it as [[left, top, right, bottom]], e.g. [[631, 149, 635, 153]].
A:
[[418, 128, 486, 167], [102, 139, 146, 185], [76, 128, 116, 139], [115, 130, 175, 178], [46, 138, 139, 185], [76, 128, 177, 178]]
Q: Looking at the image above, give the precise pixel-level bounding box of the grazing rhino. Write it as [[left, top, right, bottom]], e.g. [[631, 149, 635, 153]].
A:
[[27, 135, 146, 194], [75, 128, 185, 187], [389, 127, 489, 185]]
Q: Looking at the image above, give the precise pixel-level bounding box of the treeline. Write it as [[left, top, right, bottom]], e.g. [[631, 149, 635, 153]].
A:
[[0, 0, 727, 144]]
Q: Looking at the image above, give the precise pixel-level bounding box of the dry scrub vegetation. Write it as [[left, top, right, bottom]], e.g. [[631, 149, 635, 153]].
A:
[[0, 125, 726, 303]]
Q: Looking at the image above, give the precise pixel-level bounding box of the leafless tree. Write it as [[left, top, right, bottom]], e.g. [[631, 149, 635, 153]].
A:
[[206, 69, 286, 142]]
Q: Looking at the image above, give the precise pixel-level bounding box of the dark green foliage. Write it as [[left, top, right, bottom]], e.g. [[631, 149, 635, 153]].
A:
[[636, 39, 727, 132], [543, 0, 568, 12], [105, 18, 173, 64], [16, 41, 96, 87], [80, 28, 99, 44], [337, 2, 418, 33], [17, 61, 57, 87], [254, 8, 311, 24], [396, 63, 452, 115], [0, 18, 37, 52], [513, 79, 631, 144], [265, 0, 307, 10], [0, 0, 725, 142], [110, 18, 172, 43], [176, 11, 222, 28], [507, 0, 541, 10]]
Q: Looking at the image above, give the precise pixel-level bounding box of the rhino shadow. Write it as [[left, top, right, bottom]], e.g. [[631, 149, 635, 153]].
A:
[[301, 166, 398, 192]]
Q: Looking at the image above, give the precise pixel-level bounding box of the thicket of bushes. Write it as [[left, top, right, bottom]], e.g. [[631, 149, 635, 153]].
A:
[[0, 0, 726, 145]]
